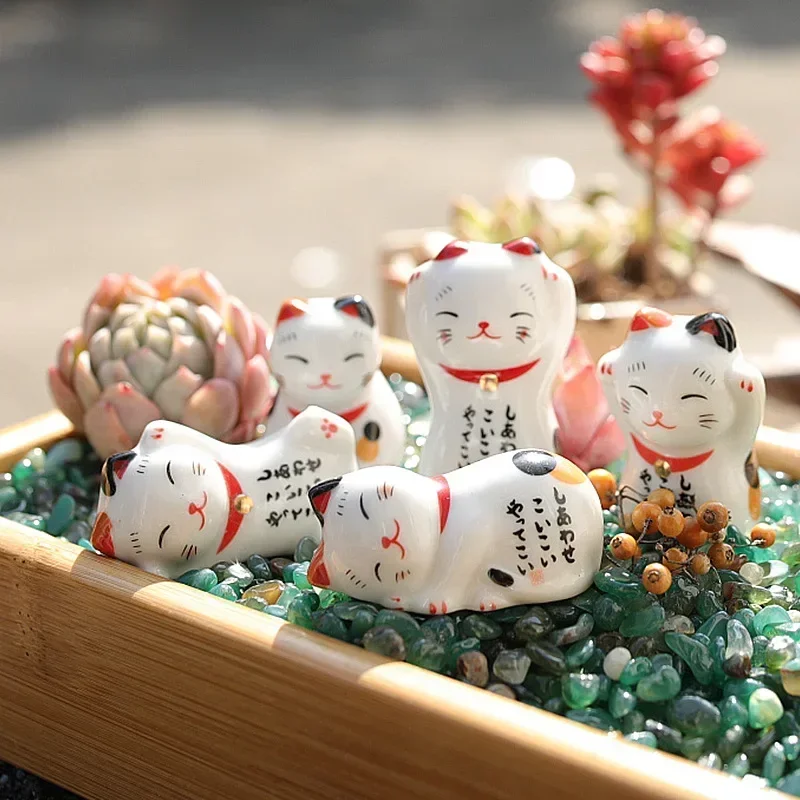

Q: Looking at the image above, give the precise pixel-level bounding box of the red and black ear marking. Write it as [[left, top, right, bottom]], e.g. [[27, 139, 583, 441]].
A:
[[333, 295, 375, 328], [433, 241, 469, 261], [100, 451, 135, 497], [502, 237, 541, 256], [685, 312, 737, 352], [276, 298, 309, 325], [307, 477, 342, 524]]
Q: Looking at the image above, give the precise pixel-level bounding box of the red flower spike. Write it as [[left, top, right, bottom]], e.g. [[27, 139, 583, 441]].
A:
[[433, 241, 469, 262], [502, 237, 541, 256]]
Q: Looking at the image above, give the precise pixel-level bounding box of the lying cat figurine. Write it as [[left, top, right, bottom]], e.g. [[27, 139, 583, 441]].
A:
[[405, 238, 576, 475], [267, 295, 405, 467], [306, 449, 603, 614], [598, 308, 765, 531], [90, 405, 358, 578]]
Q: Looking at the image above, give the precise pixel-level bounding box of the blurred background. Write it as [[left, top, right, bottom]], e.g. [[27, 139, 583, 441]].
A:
[[1, 0, 800, 427]]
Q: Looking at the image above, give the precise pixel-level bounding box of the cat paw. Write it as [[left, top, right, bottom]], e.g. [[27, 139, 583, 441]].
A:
[[428, 601, 450, 614], [479, 601, 498, 612], [738, 380, 756, 393]]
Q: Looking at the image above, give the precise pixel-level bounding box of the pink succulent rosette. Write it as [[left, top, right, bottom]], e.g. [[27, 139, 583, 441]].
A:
[[553, 334, 626, 471], [49, 268, 274, 458]]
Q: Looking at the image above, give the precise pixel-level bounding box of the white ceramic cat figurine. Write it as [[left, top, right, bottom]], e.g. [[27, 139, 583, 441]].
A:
[[405, 238, 576, 475], [267, 295, 405, 467], [305, 449, 603, 614], [598, 308, 765, 531], [90, 406, 358, 578]]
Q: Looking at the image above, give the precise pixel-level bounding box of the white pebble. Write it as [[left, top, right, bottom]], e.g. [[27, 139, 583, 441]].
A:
[[603, 646, 632, 681], [739, 562, 764, 585], [789, 610, 800, 624]]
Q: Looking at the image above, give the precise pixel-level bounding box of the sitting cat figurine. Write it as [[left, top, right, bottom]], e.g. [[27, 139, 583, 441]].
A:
[[405, 238, 576, 475], [598, 308, 765, 531], [90, 405, 358, 578], [305, 449, 603, 614], [266, 295, 405, 467]]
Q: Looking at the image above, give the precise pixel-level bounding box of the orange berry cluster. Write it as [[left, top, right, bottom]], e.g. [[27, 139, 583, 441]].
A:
[[606, 487, 777, 596]]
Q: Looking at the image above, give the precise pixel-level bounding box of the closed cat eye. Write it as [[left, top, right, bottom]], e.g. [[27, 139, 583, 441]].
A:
[[344, 352, 365, 361], [681, 393, 708, 400], [629, 384, 648, 395], [285, 354, 309, 364], [435, 311, 459, 318]]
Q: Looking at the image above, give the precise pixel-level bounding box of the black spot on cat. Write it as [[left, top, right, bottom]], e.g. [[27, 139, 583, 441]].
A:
[[488, 568, 515, 587], [334, 295, 375, 328], [686, 313, 737, 352], [512, 449, 557, 476], [364, 421, 381, 441], [745, 451, 760, 489]]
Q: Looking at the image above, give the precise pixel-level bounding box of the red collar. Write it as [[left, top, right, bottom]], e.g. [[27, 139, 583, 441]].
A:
[[433, 475, 451, 533], [288, 402, 368, 424], [438, 359, 540, 384], [631, 435, 714, 473], [216, 462, 246, 554]]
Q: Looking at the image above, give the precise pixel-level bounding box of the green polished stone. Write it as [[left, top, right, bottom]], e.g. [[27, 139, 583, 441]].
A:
[[725, 753, 750, 777], [375, 609, 422, 645], [276, 584, 302, 608], [663, 574, 701, 616], [291, 562, 312, 589], [764, 742, 787, 785], [456, 649, 490, 686], [561, 673, 602, 709], [350, 608, 378, 641], [223, 562, 254, 589], [493, 649, 531, 685], [728, 583, 774, 605], [592, 595, 625, 631], [777, 771, 800, 796], [421, 615, 458, 645], [459, 614, 502, 641], [755, 605, 793, 635], [619, 603, 665, 638], [44, 493, 75, 535], [719, 724, 746, 761], [565, 638, 596, 669], [11, 458, 36, 488], [571, 586, 601, 612], [625, 731, 657, 748], [63, 519, 91, 544], [636, 666, 681, 702], [0, 486, 20, 513], [680, 737, 707, 761], [749, 687, 784, 729], [609, 685, 637, 719], [783, 735, 800, 762], [209, 582, 238, 601], [332, 600, 377, 621], [766, 635, 797, 670], [363, 626, 406, 660], [549, 613, 594, 647], [619, 657, 653, 687], [565, 708, 618, 732], [697, 753, 723, 770], [177, 568, 218, 592], [293, 536, 318, 563], [445, 638, 481, 673], [696, 590, 723, 619], [407, 637, 447, 672], [662, 615, 694, 635], [313, 611, 349, 641], [513, 607, 554, 641], [725, 677, 767, 702], [593, 567, 647, 602], [697, 610, 728, 640], [44, 438, 83, 467], [318, 589, 350, 609], [720, 695, 749, 730], [287, 596, 315, 628], [651, 654, 673, 672], [772, 623, 800, 642], [622, 710, 646, 735], [753, 635, 770, 667], [724, 619, 753, 678], [245, 554, 272, 581], [668, 695, 721, 736], [526, 640, 568, 675], [548, 603, 581, 627], [239, 596, 268, 611], [664, 632, 714, 685], [644, 719, 683, 753]]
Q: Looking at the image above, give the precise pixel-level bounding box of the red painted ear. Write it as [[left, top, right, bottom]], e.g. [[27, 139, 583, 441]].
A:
[[697, 319, 720, 338], [276, 298, 309, 325], [629, 307, 673, 332], [307, 542, 330, 588], [433, 241, 469, 261], [90, 511, 115, 557], [502, 237, 541, 256], [310, 489, 331, 517]]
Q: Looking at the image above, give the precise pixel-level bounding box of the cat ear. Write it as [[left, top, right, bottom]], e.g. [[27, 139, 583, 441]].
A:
[[308, 477, 342, 524], [629, 306, 673, 332], [276, 298, 309, 326], [685, 312, 737, 352], [139, 421, 206, 453], [99, 451, 135, 497], [502, 237, 541, 256], [333, 295, 375, 328], [433, 241, 469, 261]]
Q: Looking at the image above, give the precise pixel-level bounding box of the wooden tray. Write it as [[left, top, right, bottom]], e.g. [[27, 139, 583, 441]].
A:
[[0, 338, 796, 800]]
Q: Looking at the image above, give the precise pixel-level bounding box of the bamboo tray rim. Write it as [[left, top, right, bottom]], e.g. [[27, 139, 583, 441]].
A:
[[0, 336, 797, 800]]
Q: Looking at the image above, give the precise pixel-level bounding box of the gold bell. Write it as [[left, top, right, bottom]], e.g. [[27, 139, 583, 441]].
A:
[[479, 373, 499, 393], [654, 459, 672, 480], [233, 493, 254, 514]]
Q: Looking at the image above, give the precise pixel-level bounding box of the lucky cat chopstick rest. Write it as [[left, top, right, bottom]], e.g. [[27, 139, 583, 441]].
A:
[[267, 295, 405, 467], [405, 238, 576, 475], [90, 406, 358, 578], [306, 449, 603, 614], [598, 308, 765, 531]]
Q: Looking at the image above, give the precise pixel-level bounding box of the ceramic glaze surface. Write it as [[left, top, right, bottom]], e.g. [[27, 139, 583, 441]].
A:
[[90, 406, 358, 578], [305, 448, 603, 614], [405, 238, 576, 475], [598, 308, 765, 531], [266, 295, 405, 467]]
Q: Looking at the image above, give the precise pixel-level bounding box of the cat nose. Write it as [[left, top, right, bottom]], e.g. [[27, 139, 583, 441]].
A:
[[320, 373, 332, 382], [478, 321, 490, 329], [652, 410, 664, 420]]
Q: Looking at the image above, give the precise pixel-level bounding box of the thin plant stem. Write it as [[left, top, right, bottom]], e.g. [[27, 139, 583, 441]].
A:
[[644, 120, 662, 287]]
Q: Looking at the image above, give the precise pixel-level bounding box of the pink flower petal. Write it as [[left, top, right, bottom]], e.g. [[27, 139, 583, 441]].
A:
[[239, 355, 272, 423], [83, 304, 111, 342], [226, 420, 254, 444], [170, 269, 225, 310], [56, 328, 83, 382], [195, 304, 223, 349], [226, 297, 256, 361], [182, 378, 239, 439], [72, 350, 102, 409], [213, 330, 245, 383], [100, 382, 162, 443], [47, 367, 85, 430], [253, 313, 271, 358], [83, 400, 135, 458], [152, 366, 205, 421]]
